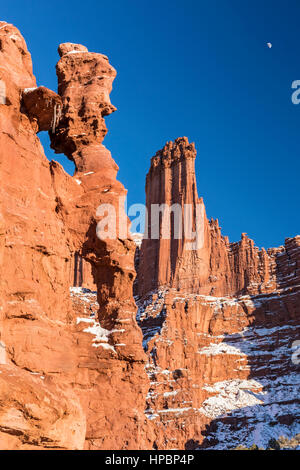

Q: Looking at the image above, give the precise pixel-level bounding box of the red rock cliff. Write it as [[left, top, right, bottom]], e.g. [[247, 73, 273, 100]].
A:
[[0, 22, 153, 450], [136, 138, 300, 449], [0, 21, 299, 451], [138, 138, 297, 298]]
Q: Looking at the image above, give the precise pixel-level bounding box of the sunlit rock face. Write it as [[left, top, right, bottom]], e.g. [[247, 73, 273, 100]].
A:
[[0, 21, 299, 451], [136, 139, 300, 449], [0, 23, 153, 450], [138, 137, 293, 299]]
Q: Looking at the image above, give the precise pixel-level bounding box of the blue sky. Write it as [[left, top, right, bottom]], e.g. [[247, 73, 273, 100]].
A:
[[2, 0, 300, 248]]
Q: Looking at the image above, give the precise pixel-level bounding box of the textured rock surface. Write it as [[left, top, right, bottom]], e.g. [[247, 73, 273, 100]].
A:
[[0, 21, 299, 451], [136, 138, 300, 449], [0, 23, 152, 450], [22, 86, 62, 133], [136, 286, 300, 449], [138, 138, 281, 298], [50, 42, 117, 173], [0, 365, 86, 450]]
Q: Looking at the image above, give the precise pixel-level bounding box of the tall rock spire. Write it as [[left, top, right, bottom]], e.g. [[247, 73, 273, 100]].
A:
[[137, 138, 286, 298], [138, 137, 223, 296], [138, 137, 201, 294], [0, 26, 153, 450], [50, 42, 118, 177]]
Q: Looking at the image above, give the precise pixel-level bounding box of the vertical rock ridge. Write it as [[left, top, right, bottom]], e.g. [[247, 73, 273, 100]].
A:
[[136, 138, 300, 449], [47, 41, 154, 449], [0, 25, 153, 450], [0, 22, 299, 451], [138, 137, 298, 298]]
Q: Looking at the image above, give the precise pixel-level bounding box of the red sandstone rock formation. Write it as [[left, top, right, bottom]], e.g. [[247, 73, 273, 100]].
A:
[[136, 138, 300, 449], [22, 86, 62, 133], [0, 22, 152, 449], [138, 138, 292, 298], [48, 41, 153, 449], [0, 20, 299, 451]]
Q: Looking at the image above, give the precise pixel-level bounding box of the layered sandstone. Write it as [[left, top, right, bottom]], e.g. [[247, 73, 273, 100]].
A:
[[138, 138, 296, 298], [136, 138, 300, 449], [0, 23, 152, 449], [135, 283, 300, 449], [22, 86, 62, 133], [0, 21, 299, 451]]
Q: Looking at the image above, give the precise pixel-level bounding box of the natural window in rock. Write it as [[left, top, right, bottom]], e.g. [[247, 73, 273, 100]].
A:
[[39, 131, 76, 176]]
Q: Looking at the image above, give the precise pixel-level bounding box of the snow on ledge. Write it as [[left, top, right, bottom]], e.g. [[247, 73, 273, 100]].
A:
[[198, 378, 264, 419], [23, 87, 38, 94], [77, 317, 116, 352], [66, 50, 89, 55]]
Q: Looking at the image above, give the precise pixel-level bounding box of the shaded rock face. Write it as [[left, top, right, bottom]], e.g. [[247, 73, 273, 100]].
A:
[[136, 286, 300, 449], [0, 23, 153, 449], [22, 86, 62, 133], [136, 138, 300, 449]]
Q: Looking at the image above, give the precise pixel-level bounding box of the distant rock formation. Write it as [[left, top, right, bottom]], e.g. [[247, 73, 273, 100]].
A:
[[0, 22, 152, 450], [136, 138, 300, 449], [138, 137, 300, 298]]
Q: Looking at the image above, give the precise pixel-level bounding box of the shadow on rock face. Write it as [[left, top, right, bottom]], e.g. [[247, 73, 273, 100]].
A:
[[196, 296, 300, 450]]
